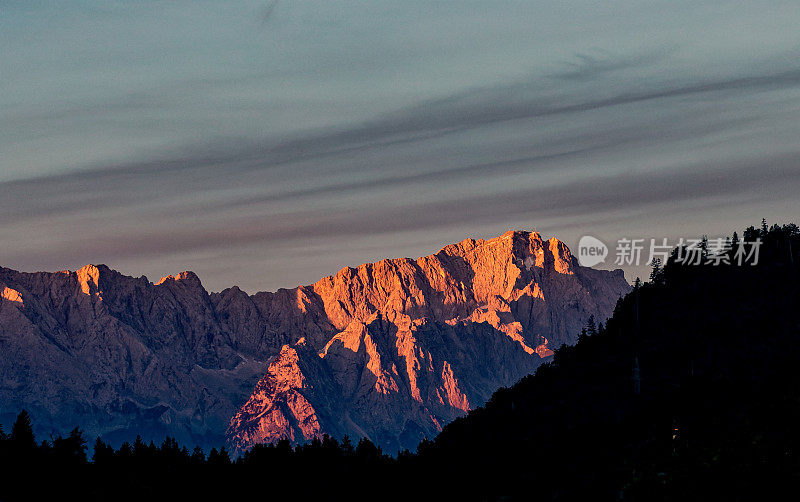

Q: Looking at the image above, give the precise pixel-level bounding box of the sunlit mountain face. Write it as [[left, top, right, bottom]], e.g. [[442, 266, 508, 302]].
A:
[[0, 230, 629, 451]]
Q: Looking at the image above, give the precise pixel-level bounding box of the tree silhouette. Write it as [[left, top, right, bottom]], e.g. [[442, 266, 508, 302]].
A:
[[340, 435, 354, 456], [649, 258, 665, 285], [132, 435, 146, 458], [93, 437, 114, 464], [586, 315, 597, 336], [207, 447, 231, 465], [191, 446, 205, 464], [356, 437, 381, 461], [10, 410, 36, 453], [115, 441, 132, 466], [52, 427, 87, 465]]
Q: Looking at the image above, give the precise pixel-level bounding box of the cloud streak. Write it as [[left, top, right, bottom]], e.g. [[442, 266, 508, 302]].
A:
[[2, 1, 800, 292]]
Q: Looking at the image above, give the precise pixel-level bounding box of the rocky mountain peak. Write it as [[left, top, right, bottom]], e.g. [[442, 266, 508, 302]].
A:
[[0, 285, 24, 306], [227, 229, 630, 452], [75, 264, 105, 295], [0, 229, 630, 453], [155, 270, 203, 289]]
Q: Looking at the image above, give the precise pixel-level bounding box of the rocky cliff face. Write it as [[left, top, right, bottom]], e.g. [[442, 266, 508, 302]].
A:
[[0, 264, 268, 447], [0, 230, 629, 452], [226, 231, 630, 452]]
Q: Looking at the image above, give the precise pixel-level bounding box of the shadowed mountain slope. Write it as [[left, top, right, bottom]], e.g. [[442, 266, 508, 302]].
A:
[[0, 230, 629, 451], [416, 223, 800, 500]]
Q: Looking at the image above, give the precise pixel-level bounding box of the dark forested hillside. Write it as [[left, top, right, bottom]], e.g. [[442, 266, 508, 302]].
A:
[[422, 221, 800, 500], [1, 222, 798, 501]]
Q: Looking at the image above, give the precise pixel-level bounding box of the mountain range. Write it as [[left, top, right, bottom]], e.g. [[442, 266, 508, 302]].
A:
[[0, 230, 629, 452]]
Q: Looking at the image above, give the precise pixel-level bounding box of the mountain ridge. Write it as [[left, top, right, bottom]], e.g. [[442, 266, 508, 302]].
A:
[[0, 229, 629, 451], [224, 230, 630, 451]]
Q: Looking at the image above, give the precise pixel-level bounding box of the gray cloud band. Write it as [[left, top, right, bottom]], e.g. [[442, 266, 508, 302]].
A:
[[2, 51, 799, 291]]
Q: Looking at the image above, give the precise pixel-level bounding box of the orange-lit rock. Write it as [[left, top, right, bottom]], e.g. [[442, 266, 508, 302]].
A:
[[0, 230, 629, 452], [1, 286, 23, 305], [226, 230, 630, 452], [227, 343, 323, 447], [76, 264, 101, 295]]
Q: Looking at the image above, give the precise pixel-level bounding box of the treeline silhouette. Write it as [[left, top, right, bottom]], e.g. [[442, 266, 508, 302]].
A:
[[1, 220, 798, 501], [0, 413, 403, 501], [424, 220, 800, 500]]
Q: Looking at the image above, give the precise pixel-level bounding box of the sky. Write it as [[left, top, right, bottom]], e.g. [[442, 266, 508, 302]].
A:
[[1, 0, 799, 293]]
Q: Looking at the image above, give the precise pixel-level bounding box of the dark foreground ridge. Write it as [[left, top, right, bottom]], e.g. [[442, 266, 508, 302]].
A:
[[1, 220, 798, 501]]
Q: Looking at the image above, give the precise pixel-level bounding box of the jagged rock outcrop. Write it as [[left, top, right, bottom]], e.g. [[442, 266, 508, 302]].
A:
[[0, 264, 268, 447], [0, 230, 629, 452], [226, 231, 630, 452]]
